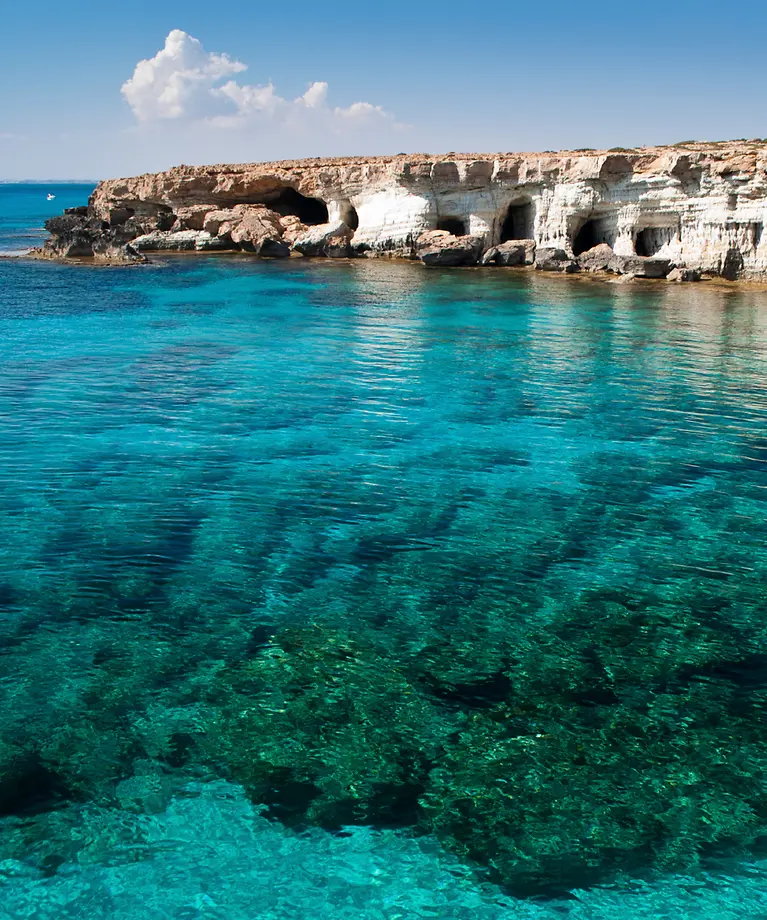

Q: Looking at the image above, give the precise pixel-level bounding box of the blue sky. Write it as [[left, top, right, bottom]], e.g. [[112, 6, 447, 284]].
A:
[[1, 0, 766, 179]]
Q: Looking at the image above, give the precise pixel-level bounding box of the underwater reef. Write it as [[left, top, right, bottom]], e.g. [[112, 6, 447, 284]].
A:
[[4, 260, 767, 898], [4, 444, 767, 896]]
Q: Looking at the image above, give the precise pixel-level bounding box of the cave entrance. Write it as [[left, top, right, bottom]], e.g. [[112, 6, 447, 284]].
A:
[[339, 201, 359, 231], [437, 217, 466, 236], [270, 187, 329, 225], [500, 202, 533, 242], [572, 219, 601, 256], [635, 226, 676, 257]]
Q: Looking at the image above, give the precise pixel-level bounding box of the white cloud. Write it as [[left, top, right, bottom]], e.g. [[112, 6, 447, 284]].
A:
[[334, 101, 388, 121], [299, 82, 328, 109], [122, 30, 247, 122], [121, 31, 395, 133]]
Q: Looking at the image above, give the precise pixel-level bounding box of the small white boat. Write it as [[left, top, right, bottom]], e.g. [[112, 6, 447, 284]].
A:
[[47, 193, 55, 201]]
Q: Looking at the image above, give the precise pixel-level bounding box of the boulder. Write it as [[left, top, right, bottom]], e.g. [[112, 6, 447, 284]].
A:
[[226, 207, 288, 257], [173, 205, 215, 231], [197, 204, 288, 255], [482, 239, 536, 266], [608, 255, 672, 278], [292, 221, 354, 257], [667, 267, 701, 282], [577, 243, 615, 272], [535, 248, 579, 273], [416, 230, 484, 266], [279, 215, 309, 245], [202, 209, 239, 236]]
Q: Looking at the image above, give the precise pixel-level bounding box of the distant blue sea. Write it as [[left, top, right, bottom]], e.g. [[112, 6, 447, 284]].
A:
[[3, 186, 767, 918], [0, 183, 95, 254]]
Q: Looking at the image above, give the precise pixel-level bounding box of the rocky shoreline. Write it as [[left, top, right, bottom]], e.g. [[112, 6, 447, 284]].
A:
[[38, 142, 767, 282]]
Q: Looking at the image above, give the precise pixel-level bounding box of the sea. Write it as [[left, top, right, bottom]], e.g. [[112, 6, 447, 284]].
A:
[[3, 182, 767, 918]]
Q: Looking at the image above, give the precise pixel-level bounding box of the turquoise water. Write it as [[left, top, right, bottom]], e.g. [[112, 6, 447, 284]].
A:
[[4, 184, 767, 916], [0, 184, 95, 254]]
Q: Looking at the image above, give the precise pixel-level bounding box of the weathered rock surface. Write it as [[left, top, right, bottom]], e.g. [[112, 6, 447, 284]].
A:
[[667, 267, 702, 282], [42, 213, 147, 262], [172, 205, 214, 231], [535, 248, 579, 273], [220, 205, 289, 256], [608, 255, 672, 278], [132, 230, 229, 252], [278, 215, 309, 246], [482, 239, 536, 266], [39, 141, 767, 280], [417, 230, 484, 266], [292, 221, 353, 257], [577, 243, 615, 272]]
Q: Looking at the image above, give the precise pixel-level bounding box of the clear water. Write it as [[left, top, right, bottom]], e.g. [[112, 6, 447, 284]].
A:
[[4, 185, 767, 917], [0, 184, 95, 254]]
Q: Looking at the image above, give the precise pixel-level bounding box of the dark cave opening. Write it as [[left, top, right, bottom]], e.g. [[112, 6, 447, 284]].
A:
[[572, 220, 601, 256], [635, 226, 677, 257], [339, 202, 359, 231], [437, 217, 467, 236], [635, 230, 649, 257], [500, 202, 533, 242], [269, 187, 329, 225]]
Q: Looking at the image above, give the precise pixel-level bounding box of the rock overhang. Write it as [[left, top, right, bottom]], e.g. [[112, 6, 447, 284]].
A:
[[37, 141, 767, 280]]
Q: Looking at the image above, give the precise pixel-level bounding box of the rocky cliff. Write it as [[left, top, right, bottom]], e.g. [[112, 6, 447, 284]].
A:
[[40, 141, 767, 280]]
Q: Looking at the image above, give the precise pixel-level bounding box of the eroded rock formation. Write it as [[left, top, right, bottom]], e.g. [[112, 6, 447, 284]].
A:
[[39, 141, 767, 280]]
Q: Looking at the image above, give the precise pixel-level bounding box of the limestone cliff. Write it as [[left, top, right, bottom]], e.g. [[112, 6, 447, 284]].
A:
[[41, 141, 767, 280]]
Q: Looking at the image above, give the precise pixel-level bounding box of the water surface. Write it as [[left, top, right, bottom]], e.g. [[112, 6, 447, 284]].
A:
[[3, 206, 767, 916], [0, 184, 95, 254]]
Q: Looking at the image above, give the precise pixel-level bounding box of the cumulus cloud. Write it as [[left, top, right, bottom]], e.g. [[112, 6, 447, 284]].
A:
[[122, 30, 246, 122], [121, 30, 394, 131]]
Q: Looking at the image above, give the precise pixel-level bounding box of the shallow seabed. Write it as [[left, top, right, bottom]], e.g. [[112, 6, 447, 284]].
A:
[[4, 255, 767, 917]]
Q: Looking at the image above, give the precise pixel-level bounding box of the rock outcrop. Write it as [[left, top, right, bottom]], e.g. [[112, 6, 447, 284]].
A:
[[481, 239, 536, 266], [292, 221, 353, 257], [416, 230, 484, 266], [577, 243, 615, 272], [39, 141, 767, 280], [535, 248, 578, 273]]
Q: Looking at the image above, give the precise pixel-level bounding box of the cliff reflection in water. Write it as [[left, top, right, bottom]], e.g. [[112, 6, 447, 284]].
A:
[[3, 256, 767, 914]]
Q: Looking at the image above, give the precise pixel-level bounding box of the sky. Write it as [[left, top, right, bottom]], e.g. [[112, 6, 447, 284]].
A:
[[1, 0, 766, 179]]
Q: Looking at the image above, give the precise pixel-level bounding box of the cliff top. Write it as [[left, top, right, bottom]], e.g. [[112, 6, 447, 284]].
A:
[[125, 139, 767, 179]]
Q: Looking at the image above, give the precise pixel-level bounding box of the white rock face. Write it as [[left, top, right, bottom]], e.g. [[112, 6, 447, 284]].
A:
[[79, 143, 767, 278], [292, 221, 352, 257], [132, 230, 226, 252]]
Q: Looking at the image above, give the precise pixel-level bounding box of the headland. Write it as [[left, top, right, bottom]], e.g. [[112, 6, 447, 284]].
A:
[[40, 141, 767, 282]]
